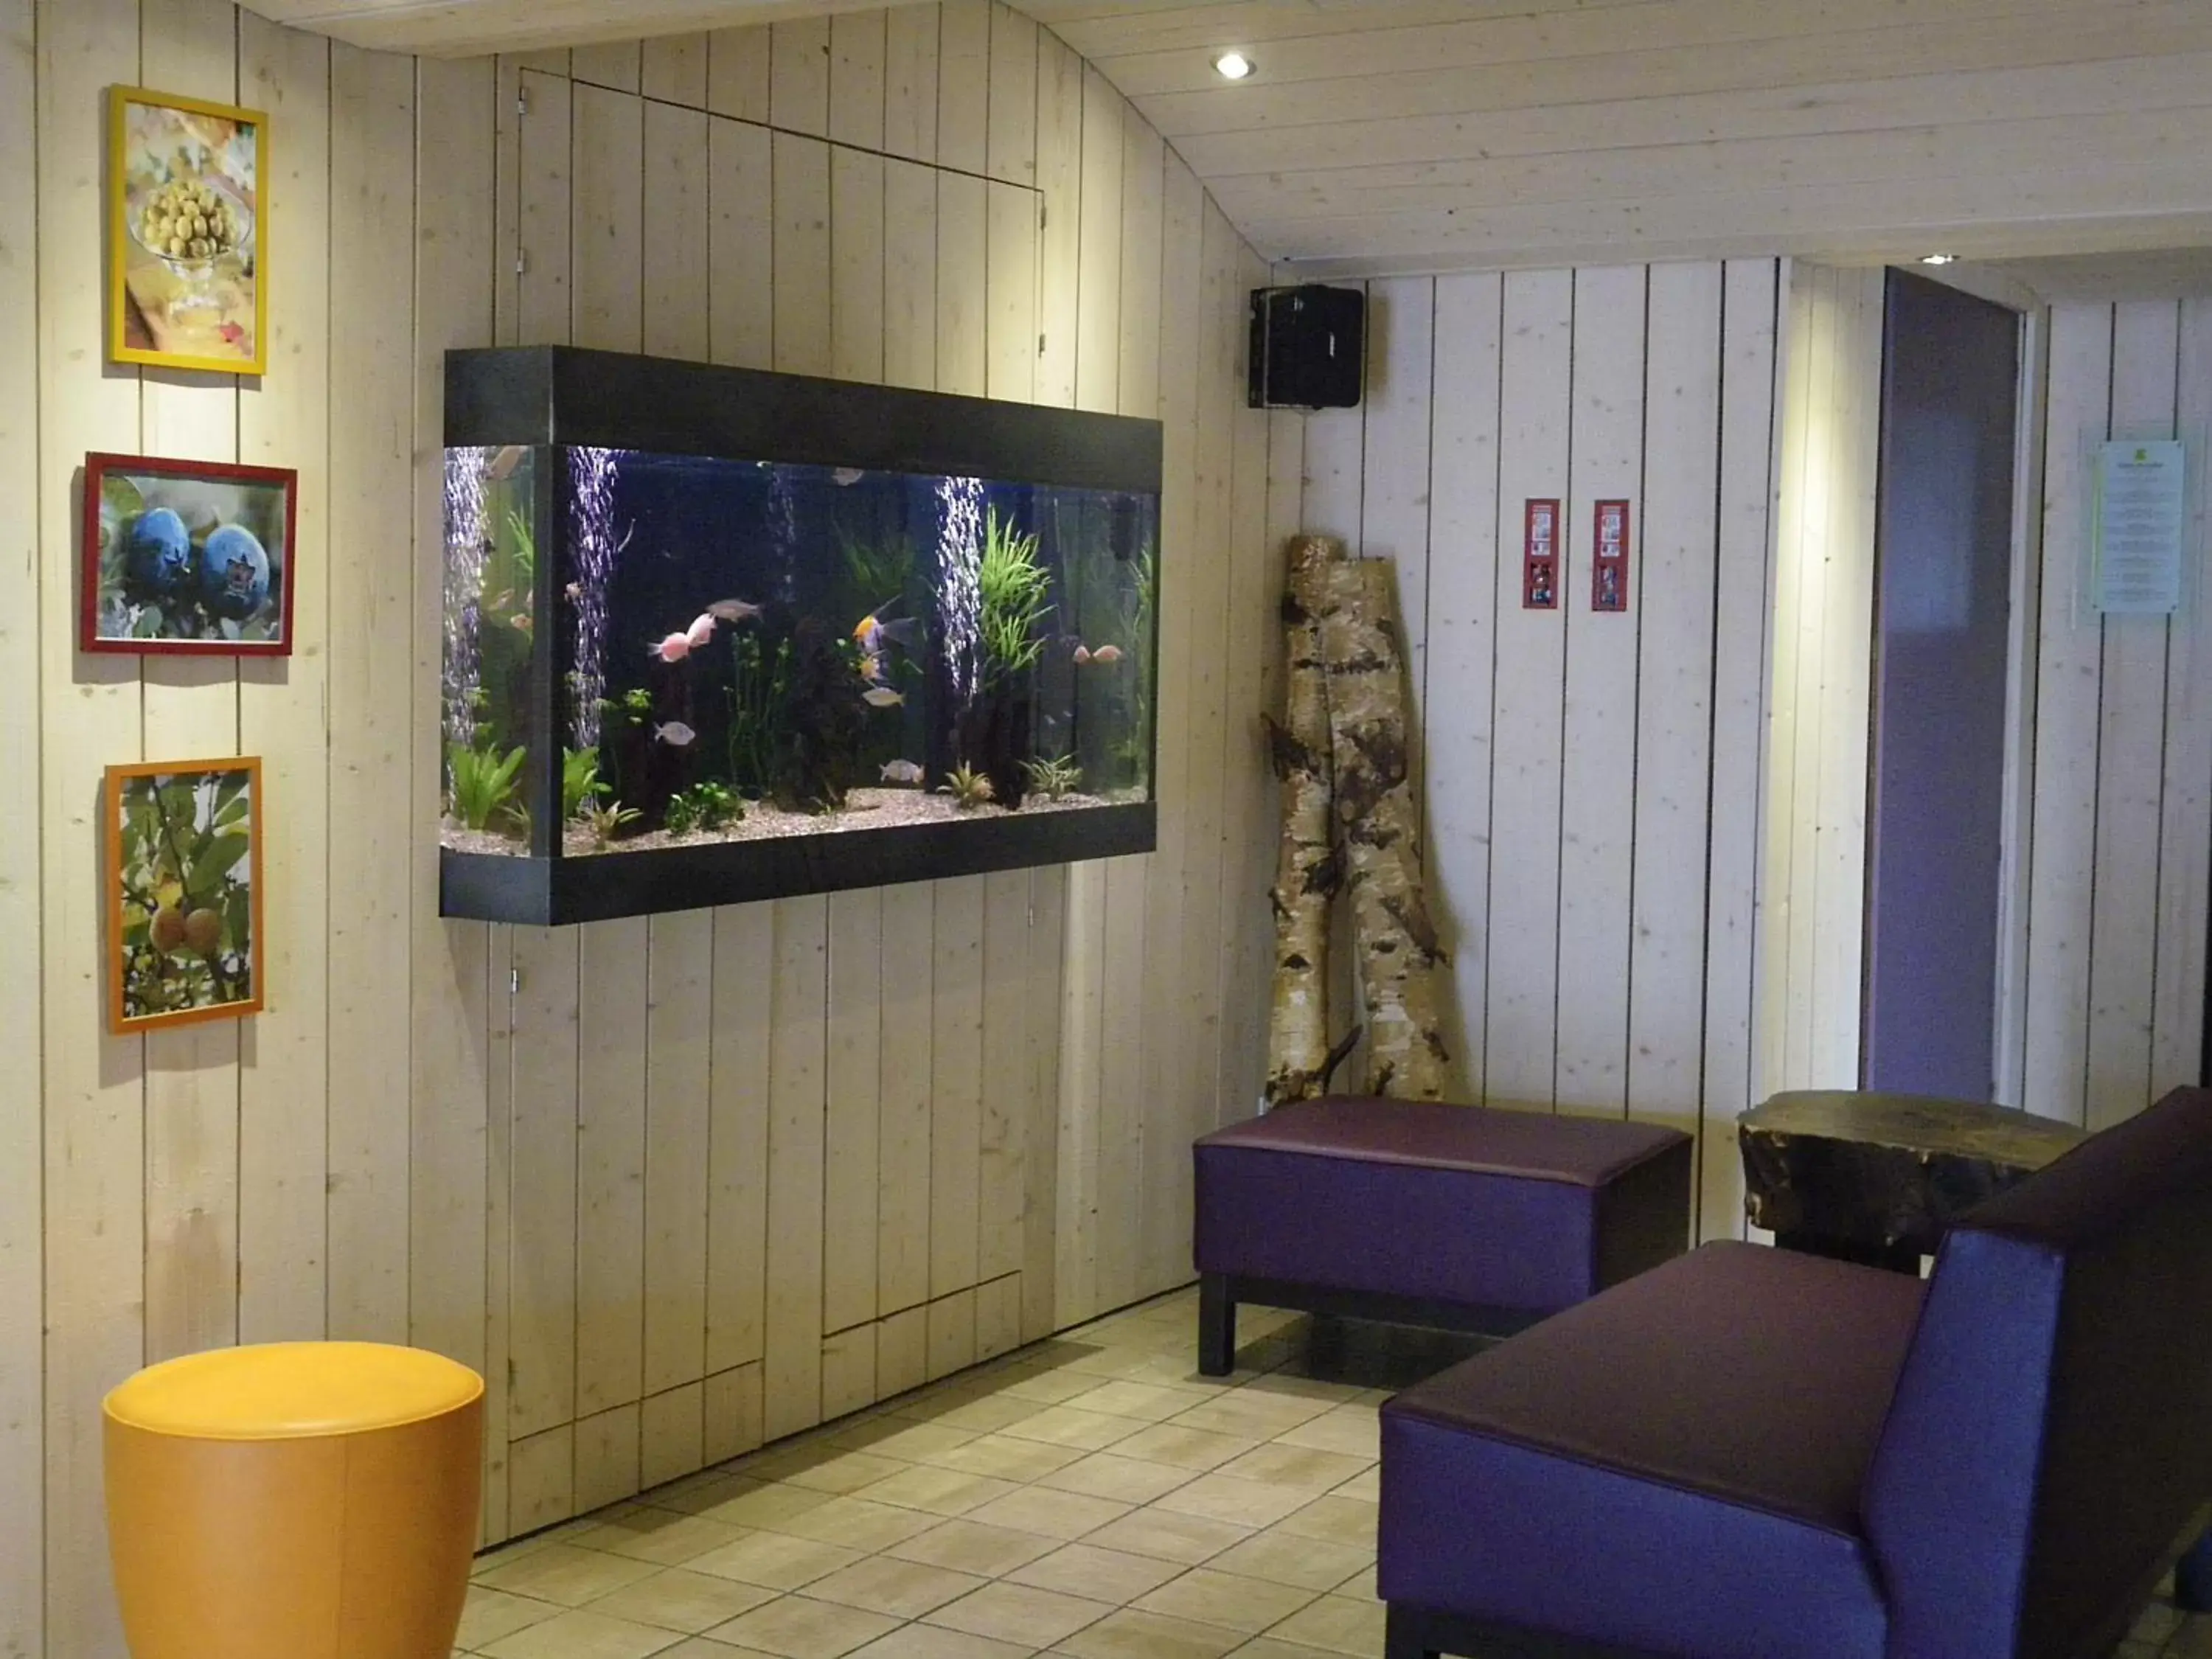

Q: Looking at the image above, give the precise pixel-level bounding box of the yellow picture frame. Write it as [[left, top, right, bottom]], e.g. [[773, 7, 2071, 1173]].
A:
[[108, 85, 269, 377]]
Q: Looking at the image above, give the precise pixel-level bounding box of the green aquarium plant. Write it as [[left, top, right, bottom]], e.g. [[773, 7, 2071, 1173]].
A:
[[563, 748, 608, 821], [665, 781, 741, 838], [835, 524, 918, 617], [449, 739, 528, 832], [1019, 754, 1082, 802], [978, 508, 1052, 682], [582, 798, 642, 848], [938, 762, 996, 811], [727, 633, 796, 793]]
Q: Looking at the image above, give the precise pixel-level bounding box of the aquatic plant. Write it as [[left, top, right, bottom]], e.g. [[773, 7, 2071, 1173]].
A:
[[726, 633, 796, 794], [1020, 754, 1082, 802], [448, 739, 527, 833], [978, 507, 1052, 682], [582, 798, 643, 848], [665, 781, 741, 837], [563, 748, 608, 821], [594, 686, 655, 804], [939, 763, 995, 810], [836, 524, 918, 616]]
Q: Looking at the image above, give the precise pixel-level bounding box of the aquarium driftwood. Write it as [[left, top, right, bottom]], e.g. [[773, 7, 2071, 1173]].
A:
[[1317, 556, 1450, 1100], [1265, 535, 1348, 1106]]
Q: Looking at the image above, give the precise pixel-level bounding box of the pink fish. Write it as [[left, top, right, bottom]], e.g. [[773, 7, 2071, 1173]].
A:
[[1073, 644, 1092, 665], [649, 631, 692, 663], [1091, 644, 1124, 664], [686, 613, 717, 649]]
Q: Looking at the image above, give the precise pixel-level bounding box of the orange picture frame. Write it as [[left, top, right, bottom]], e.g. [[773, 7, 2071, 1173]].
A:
[[105, 757, 265, 1034]]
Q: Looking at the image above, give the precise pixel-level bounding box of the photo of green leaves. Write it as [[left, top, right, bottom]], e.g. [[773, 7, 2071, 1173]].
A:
[[106, 758, 263, 1033]]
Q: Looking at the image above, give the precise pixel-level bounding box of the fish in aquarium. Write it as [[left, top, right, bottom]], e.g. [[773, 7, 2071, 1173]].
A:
[[441, 442, 1161, 860]]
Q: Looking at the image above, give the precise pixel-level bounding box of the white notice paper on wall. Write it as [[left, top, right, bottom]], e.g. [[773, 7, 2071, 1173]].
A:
[[2093, 439, 2187, 615]]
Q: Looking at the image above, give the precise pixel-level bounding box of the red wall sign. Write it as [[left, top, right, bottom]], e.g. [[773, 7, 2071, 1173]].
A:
[[1592, 498, 1631, 613], [1523, 498, 1561, 610]]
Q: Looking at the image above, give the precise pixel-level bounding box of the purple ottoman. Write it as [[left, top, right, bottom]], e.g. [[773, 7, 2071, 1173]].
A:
[[1192, 1096, 1693, 1376]]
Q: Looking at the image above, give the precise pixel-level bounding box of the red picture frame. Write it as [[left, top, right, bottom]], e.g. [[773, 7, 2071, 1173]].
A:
[[82, 450, 297, 656]]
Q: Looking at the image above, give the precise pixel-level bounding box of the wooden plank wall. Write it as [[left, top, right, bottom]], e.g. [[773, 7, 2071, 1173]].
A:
[[1761, 263, 1884, 1104], [2016, 296, 2212, 1128], [1295, 264, 1782, 1244], [11, 4, 1284, 1651]]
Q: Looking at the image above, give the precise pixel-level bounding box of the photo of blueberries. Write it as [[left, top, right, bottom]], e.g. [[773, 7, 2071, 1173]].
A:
[[83, 453, 293, 655]]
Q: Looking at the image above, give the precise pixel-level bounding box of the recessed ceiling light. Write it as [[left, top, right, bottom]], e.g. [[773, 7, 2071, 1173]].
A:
[[1920, 252, 1958, 265], [1214, 50, 1254, 80]]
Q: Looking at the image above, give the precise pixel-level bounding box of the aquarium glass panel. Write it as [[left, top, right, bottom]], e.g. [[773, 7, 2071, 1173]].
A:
[[441, 445, 541, 854], [546, 450, 1156, 856]]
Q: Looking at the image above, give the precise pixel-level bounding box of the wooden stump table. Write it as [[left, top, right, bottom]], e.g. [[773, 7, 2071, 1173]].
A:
[[1737, 1090, 2087, 1273]]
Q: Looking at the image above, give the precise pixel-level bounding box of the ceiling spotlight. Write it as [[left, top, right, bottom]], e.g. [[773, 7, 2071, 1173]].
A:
[[1214, 50, 1254, 80], [1920, 252, 1958, 266]]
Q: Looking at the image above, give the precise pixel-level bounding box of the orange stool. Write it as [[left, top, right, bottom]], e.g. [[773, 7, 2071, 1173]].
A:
[[104, 1342, 484, 1659]]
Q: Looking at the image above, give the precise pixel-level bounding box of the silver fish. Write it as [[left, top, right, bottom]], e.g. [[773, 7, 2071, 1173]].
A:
[[487, 445, 529, 481], [654, 721, 698, 746], [832, 467, 866, 487], [862, 686, 905, 709], [707, 597, 763, 624], [880, 759, 925, 785]]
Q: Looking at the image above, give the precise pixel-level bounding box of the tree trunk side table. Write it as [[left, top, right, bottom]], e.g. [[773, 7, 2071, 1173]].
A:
[[1737, 1090, 2088, 1273]]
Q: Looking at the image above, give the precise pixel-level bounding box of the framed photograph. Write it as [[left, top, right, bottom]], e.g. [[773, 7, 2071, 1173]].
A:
[[108, 86, 268, 375], [105, 757, 265, 1034], [83, 451, 295, 653]]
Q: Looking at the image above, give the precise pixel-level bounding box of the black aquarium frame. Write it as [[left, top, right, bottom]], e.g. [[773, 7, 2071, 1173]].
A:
[[440, 345, 1166, 927]]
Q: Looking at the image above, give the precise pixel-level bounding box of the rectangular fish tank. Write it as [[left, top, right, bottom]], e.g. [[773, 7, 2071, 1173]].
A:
[[439, 346, 1163, 925]]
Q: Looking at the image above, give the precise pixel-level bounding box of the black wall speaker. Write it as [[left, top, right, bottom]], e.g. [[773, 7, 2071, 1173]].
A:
[[1248, 285, 1366, 410]]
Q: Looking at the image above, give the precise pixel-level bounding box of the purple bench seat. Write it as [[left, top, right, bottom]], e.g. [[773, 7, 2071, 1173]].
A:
[[1380, 1085, 2212, 1659], [1192, 1096, 1693, 1376]]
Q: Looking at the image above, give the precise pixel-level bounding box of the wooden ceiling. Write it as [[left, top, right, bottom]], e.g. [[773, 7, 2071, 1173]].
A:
[[243, 0, 2212, 278], [1021, 0, 2212, 277]]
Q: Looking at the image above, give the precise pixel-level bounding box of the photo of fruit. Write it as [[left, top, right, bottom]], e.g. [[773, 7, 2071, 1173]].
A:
[[82, 453, 295, 655], [106, 758, 265, 1034], [108, 86, 267, 375]]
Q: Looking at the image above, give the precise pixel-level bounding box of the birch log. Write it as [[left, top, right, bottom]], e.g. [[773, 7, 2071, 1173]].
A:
[[1265, 535, 1346, 1105], [1318, 557, 1451, 1099]]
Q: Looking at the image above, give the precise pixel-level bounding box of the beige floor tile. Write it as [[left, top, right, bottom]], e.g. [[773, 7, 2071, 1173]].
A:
[[585, 1568, 780, 1633], [1153, 1475, 1316, 1530], [756, 1450, 916, 1497], [651, 1475, 757, 1517], [459, 1587, 567, 1649], [479, 1607, 689, 1659], [804, 1555, 988, 1618], [1000, 1405, 1147, 1453], [1060, 1381, 1211, 1423], [920, 1433, 1088, 1482], [1223, 1640, 1345, 1659], [479, 1545, 667, 1608], [686, 1531, 865, 1592], [964, 1485, 1132, 1542], [855, 1464, 1022, 1517], [1273, 1498, 1378, 1551], [1080, 1509, 1252, 1566], [1135, 1568, 1318, 1635], [1239, 1374, 1366, 1406], [1054, 1607, 1244, 1659], [827, 1419, 983, 1463], [927, 1580, 1117, 1647], [1270, 1411, 1379, 1462], [993, 1366, 1113, 1406], [1166, 1395, 1334, 1441], [1329, 1470, 1379, 1503], [1007, 1543, 1188, 1604], [572, 1512, 754, 1567], [1104, 1425, 1260, 1473], [693, 1482, 839, 1531], [894, 1392, 1050, 1434], [1263, 1595, 1386, 1658], [704, 1594, 901, 1659], [764, 1495, 941, 1552], [1035, 1452, 1197, 1505], [846, 1624, 1033, 1659], [1333, 1562, 1377, 1601], [1213, 1446, 1372, 1494], [1206, 1531, 1371, 1595], [474, 1534, 571, 1580], [885, 1517, 1063, 1576], [648, 1641, 752, 1658]]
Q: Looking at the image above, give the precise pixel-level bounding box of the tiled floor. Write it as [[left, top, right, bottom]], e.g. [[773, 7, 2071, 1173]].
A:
[[459, 1286, 2212, 1659]]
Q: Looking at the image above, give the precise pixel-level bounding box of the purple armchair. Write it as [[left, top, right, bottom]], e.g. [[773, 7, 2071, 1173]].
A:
[[1379, 1085, 2212, 1659]]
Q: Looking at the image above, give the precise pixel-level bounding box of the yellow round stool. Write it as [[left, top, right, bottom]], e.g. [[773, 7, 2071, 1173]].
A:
[[104, 1342, 484, 1659]]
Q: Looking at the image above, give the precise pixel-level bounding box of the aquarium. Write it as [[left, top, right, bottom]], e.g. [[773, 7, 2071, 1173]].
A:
[[440, 346, 1163, 925]]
